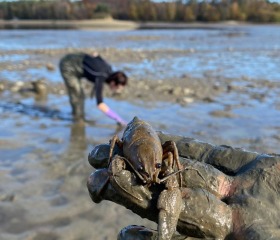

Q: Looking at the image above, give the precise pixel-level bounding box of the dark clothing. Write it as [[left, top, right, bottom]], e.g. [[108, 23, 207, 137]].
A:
[[82, 54, 113, 104], [60, 53, 85, 121], [59, 53, 113, 121]]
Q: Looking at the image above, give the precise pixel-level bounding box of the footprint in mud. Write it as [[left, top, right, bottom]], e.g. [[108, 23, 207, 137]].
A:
[[209, 109, 236, 118], [29, 231, 60, 240], [51, 217, 71, 227], [0, 193, 15, 202], [10, 167, 26, 177], [50, 195, 69, 207]]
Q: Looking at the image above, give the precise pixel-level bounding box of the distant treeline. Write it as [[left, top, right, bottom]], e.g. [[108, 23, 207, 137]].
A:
[[0, 0, 280, 23]]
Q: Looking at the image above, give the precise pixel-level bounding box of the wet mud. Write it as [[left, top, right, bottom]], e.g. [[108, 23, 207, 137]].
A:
[[0, 26, 280, 239]]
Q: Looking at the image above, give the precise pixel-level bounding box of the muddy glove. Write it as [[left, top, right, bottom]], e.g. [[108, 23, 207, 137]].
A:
[[88, 146, 231, 239], [88, 132, 280, 240]]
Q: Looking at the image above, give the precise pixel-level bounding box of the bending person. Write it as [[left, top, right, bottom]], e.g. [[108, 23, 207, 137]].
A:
[[59, 52, 128, 125]]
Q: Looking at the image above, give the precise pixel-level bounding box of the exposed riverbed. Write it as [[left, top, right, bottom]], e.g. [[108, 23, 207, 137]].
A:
[[0, 25, 280, 239]]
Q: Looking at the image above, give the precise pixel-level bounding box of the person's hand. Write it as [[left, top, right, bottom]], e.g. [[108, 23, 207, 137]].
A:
[[87, 132, 280, 240]]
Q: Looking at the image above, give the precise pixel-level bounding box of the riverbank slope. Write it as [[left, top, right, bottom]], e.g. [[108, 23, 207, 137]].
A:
[[0, 18, 255, 30]]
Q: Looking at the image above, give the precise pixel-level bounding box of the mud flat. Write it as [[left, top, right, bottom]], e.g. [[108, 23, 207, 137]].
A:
[[0, 27, 280, 239]]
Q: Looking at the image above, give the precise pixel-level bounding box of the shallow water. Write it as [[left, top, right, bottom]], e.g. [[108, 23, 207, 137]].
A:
[[0, 25, 280, 239], [1, 26, 280, 81]]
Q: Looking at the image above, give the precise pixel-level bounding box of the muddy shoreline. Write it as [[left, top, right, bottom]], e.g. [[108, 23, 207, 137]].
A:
[[0, 18, 256, 30]]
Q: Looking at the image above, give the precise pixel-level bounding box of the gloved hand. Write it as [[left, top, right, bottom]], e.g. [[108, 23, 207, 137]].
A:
[[87, 132, 280, 240], [105, 109, 127, 126]]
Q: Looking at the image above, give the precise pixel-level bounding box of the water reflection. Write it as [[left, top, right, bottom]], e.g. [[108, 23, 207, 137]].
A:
[[69, 122, 87, 151]]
